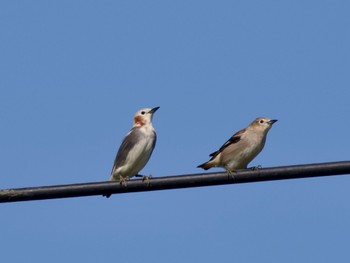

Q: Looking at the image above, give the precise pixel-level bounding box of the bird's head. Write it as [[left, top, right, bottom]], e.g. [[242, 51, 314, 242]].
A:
[[133, 107, 160, 127], [251, 117, 278, 134]]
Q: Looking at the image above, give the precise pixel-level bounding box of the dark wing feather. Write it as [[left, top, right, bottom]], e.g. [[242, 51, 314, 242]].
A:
[[111, 127, 144, 174], [209, 128, 245, 158]]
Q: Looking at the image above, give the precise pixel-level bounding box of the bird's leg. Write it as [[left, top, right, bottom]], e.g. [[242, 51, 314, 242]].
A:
[[226, 169, 237, 180], [103, 175, 127, 197], [135, 174, 152, 186], [142, 174, 152, 187], [119, 176, 127, 187]]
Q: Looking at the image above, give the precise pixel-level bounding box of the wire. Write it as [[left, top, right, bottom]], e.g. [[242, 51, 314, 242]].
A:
[[1, 160, 350, 203]]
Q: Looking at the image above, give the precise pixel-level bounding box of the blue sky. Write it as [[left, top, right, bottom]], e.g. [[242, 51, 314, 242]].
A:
[[1, 1, 350, 262]]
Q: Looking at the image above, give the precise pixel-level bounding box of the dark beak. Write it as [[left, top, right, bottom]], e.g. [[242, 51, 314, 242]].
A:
[[268, 119, 278, 124], [149, 106, 160, 114]]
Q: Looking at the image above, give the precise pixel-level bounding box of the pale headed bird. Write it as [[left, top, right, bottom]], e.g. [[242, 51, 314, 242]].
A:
[[197, 117, 277, 174], [109, 107, 159, 184]]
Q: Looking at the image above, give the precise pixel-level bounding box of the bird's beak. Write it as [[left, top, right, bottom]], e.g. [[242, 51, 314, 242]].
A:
[[149, 107, 160, 114], [268, 119, 278, 124]]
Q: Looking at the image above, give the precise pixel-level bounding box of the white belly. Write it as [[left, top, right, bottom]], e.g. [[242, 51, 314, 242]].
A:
[[117, 137, 154, 178]]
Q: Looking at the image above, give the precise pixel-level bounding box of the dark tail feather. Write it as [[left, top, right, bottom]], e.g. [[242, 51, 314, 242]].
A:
[[197, 162, 211, 170], [103, 193, 112, 198]]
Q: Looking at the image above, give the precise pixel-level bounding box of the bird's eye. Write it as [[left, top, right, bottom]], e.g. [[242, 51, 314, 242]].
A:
[[141, 111, 146, 115], [259, 119, 264, 124]]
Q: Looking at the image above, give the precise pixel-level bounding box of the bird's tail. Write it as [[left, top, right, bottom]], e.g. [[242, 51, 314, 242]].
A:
[[103, 193, 112, 198], [197, 161, 213, 170]]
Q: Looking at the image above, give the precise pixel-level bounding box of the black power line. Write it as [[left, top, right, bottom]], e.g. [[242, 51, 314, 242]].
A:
[[1, 160, 350, 203]]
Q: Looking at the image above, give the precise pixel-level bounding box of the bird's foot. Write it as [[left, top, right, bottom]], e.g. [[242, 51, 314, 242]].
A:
[[135, 174, 152, 186], [226, 169, 237, 180], [119, 177, 128, 187], [142, 174, 152, 187]]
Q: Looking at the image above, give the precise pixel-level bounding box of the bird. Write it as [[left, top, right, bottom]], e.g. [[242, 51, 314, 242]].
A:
[[104, 107, 159, 197], [197, 117, 277, 174]]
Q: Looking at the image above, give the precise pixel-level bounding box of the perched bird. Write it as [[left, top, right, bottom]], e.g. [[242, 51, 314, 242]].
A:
[[197, 117, 277, 174], [104, 107, 159, 197]]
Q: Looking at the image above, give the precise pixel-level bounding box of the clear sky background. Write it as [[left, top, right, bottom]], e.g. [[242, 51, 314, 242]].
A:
[[1, 1, 350, 262]]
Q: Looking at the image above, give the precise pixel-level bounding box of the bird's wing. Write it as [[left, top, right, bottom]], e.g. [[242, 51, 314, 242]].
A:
[[111, 127, 144, 174], [209, 128, 246, 158]]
